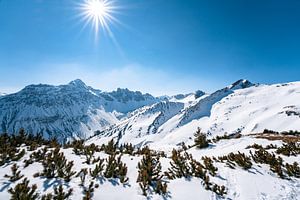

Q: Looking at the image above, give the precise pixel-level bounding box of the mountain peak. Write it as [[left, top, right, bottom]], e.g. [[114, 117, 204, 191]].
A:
[[228, 79, 254, 90], [68, 79, 87, 87], [195, 90, 205, 99]]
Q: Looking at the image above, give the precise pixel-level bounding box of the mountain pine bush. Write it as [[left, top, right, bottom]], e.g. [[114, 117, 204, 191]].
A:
[[218, 151, 252, 170], [202, 156, 218, 176], [89, 158, 105, 179], [101, 139, 118, 155], [285, 162, 300, 178], [8, 178, 39, 200], [104, 154, 129, 183], [165, 149, 192, 179], [35, 147, 76, 181], [194, 128, 209, 149], [4, 163, 24, 182], [137, 147, 167, 196], [250, 149, 284, 178], [276, 142, 300, 156], [76, 168, 88, 186], [41, 185, 73, 200], [83, 182, 95, 200]]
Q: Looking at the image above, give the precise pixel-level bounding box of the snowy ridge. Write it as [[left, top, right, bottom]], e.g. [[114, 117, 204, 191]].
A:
[[0, 79, 158, 142], [89, 80, 300, 151], [0, 92, 6, 98], [175, 79, 255, 128], [93, 101, 185, 147], [0, 79, 299, 200]]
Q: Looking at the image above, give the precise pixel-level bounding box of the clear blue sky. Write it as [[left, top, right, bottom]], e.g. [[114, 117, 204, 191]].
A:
[[0, 0, 300, 95]]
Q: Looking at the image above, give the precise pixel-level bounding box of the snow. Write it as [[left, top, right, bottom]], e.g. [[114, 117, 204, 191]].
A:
[[0, 135, 299, 199], [0, 80, 158, 141], [0, 79, 300, 199], [88, 80, 300, 151]]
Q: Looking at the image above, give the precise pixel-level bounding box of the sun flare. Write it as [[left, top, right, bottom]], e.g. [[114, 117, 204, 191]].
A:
[[79, 0, 118, 36]]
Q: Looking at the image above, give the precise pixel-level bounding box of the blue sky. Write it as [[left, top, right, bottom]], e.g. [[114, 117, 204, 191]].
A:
[[0, 0, 300, 95]]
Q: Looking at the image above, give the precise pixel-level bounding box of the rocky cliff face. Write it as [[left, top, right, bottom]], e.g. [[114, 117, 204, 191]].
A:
[[0, 79, 158, 142]]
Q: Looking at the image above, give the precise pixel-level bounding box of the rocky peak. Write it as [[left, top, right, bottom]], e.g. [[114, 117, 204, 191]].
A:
[[228, 79, 254, 90]]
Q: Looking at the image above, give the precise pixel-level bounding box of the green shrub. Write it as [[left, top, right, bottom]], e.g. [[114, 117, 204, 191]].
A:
[[4, 164, 24, 182], [137, 147, 167, 196], [8, 178, 39, 200], [194, 128, 209, 149]]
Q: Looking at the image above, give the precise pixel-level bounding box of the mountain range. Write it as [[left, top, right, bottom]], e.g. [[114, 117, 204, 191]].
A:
[[1, 79, 300, 146], [0, 79, 157, 142], [0, 79, 299, 199]]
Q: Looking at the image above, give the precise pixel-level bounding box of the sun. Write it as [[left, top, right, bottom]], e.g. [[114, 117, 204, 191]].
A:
[[79, 0, 118, 37]]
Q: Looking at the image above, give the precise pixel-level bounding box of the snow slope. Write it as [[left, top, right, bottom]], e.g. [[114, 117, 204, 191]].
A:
[[0, 80, 158, 142], [89, 80, 300, 151], [0, 80, 300, 199], [93, 101, 186, 147], [0, 135, 299, 199]]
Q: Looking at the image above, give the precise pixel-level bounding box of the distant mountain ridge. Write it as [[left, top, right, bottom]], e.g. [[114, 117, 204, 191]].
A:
[[90, 79, 254, 146], [0, 79, 158, 142], [88, 80, 300, 150], [2, 78, 300, 148]]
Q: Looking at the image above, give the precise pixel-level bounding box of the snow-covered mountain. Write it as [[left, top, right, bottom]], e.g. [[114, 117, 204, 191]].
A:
[[0, 79, 299, 200], [0, 79, 158, 142], [1, 79, 300, 147], [89, 80, 300, 151], [0, 92, 6, 97]]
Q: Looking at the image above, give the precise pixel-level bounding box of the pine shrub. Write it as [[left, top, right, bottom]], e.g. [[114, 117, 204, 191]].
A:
[[37, 147, 76, 181], [202, 156, 218, 176], [137, 147, 167, 196], [165, 149, 192, 179], [8, 178, 39, 200], [89, 159, 105, 179], [101, 139, 118, 155], [83, 182, 94, 200], [285, 162, 300, 178], [4, 163, 24, 182], [77, 168, 88, 186], [218, 152, 252, 170], [104, 154, 129, 183], [194, 128, 209, 149], [276, 142, 300, 156], [250, 149, 284, 178]]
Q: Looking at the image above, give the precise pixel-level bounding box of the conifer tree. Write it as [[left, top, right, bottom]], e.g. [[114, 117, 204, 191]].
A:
[[5, 163, 24, 182], [36, 147, 76, 181], [189, 158, 206, 179], [83, 143, 99, 164], [202, 156, 218, 176], [137, 147, 167, 196], [285, 162, 300, 178], [219, 151, 252, 170], [250, 149, 284, 178], [83, 182, 94, 200], [194, 128, 209, 149], [165, 149, 191, 179], [90, 159, 105, 179], [101, 139, 118, 155], [8, 178, 39, 200], [53, 185, 73, 200], [77, 168, 88, 186], [276, 142, 300, 156], [212, 184, 227, 196], [104, 154, 128, 183]]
